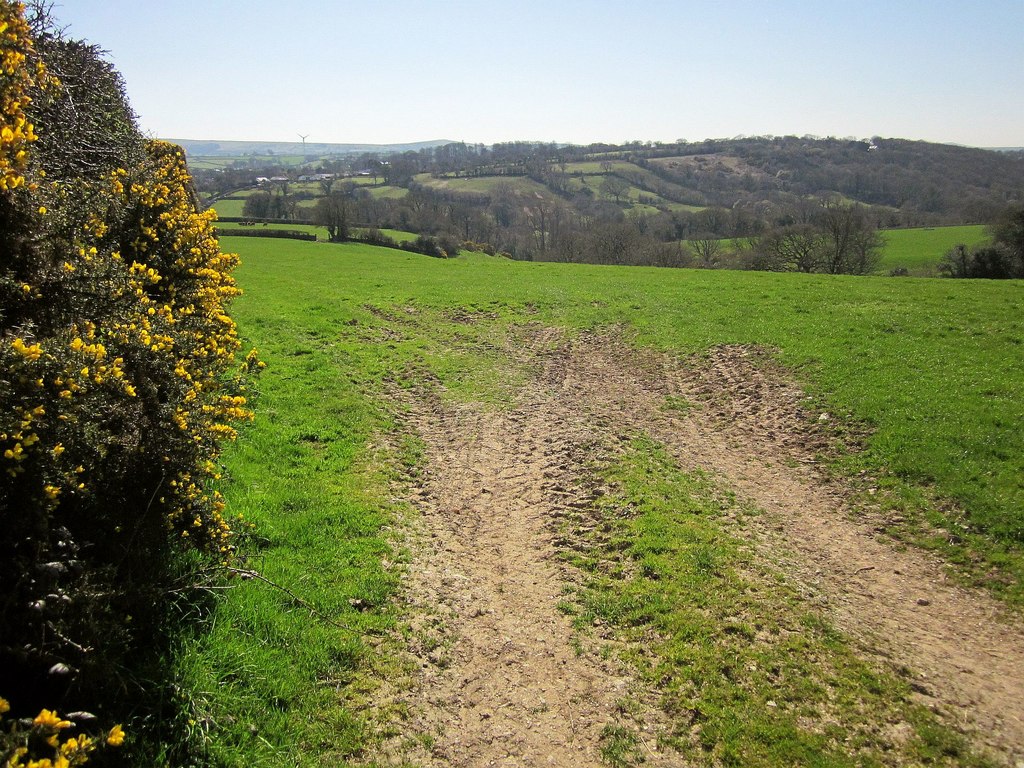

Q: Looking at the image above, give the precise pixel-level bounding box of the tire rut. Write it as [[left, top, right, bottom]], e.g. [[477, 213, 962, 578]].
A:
[[379, 385, 678, 767], [561, 330, 1024, 763], [374, 325, 1024, 766]]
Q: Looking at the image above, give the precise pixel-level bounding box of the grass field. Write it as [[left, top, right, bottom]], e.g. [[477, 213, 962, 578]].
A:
[[187, 155, 311, 169], [878, 225, 990, 275], [228, 239, 1023, 566], [366, 185, 408, 199], [412, 173, 555, 199], [563, 160, 640, 174], [350, 227, 418, 242], [179, 236, 1023, 765], [568, 174, 670, 206], [697, 225, 992, 276], [214, 222, 326, 237], [211, 198, 247, 218]]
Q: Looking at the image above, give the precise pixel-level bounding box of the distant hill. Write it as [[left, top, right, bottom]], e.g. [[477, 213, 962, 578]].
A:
[[388, 136, 1024, 226], [171, 138, 457, 157], [194, 135, 1024, 243]]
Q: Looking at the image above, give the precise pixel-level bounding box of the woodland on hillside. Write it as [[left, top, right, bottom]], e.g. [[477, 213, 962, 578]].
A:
[[196, 137, 1024, 272]]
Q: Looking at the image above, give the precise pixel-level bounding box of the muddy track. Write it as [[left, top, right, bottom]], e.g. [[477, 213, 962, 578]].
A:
[[563, 331, 1024, 758], [378, 386, 677, 766], [377, 326, 1024, 766]]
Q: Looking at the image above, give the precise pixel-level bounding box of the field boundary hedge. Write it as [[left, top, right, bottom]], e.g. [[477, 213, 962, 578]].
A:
[[1, 4, 259, 763], [215, 227, 317, 241]]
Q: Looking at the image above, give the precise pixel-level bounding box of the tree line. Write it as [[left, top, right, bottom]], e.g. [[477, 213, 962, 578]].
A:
[[208, 134, 1024, 274]]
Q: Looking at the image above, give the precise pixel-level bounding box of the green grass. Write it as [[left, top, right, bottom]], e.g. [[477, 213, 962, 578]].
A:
[[877, 225, 990, 275], [211, 226, 422, 245], [174, 247, 411, 765], [220, 239, 1024, 599], [693, 225, 992, 274], [412, 173, 555, 199], [185, 156, 246, 170], [569, 174, 668, 205], [366, 185, 408, 200], [661, 201, 706, 213], [566, 439, 993, 767], [184, 236, 1023, 764], [563, 160, 640, 174], [351, 227, 419, 243], [211, 198, 247, 218], [560, 163, 704, 212], [215, 222, 325, 236]]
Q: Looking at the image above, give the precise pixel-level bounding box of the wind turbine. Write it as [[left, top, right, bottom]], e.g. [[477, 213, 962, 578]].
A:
[[298, 133, 309, 162]]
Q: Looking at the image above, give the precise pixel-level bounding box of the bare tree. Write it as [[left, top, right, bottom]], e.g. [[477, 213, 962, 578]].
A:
[[314, 192, 352, 241], [753, 225, 825, 272], [600, 175, 630, 204], [691, 238, 723, 268], [818, 198, 882, 274]]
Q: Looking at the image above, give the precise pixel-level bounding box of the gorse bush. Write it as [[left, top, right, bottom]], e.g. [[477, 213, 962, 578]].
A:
[[1, 0, 257, 750], [1, 696, 125, 767]]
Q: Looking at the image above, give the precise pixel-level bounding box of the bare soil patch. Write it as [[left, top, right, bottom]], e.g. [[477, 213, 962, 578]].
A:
[[374, 325, 1024, 765], [374, 388, 677, 766]]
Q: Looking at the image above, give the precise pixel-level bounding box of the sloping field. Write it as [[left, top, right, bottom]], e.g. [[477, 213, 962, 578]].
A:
[[367, 185, 409, 199], [563, 160, 642, 174], [188, 239, 1024, 766], [412, 173, 556, 200], [879, 225, 991, 275], [211, 197, 246, 217]]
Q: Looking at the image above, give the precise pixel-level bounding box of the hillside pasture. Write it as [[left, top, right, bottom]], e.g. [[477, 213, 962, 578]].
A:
[[562, 160, 642, 174], [567, 174, 669, 205], [878, 225, 991, 275], [187, 153, 311, 169], [211, 197, 247, 217], [413, 173, 556, 200], [367, 185, 409, 199], [215, 222, 326, 237], [351, 227, 419, 242], [560, 161, 708, 212], [188, 236, 1024, 766]]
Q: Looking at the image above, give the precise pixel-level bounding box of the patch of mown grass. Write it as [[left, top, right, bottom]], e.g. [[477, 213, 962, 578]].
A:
[[566, 438, 995, 768]]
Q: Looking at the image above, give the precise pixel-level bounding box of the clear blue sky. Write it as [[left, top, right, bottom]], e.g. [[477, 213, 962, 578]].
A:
[[54, 0, 1023, 147]]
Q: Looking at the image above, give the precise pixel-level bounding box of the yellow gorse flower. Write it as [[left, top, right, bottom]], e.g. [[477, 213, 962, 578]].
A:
[[105, 724, 124, 747], [0, 698, 124, 766], [32, 709, 72, 731]]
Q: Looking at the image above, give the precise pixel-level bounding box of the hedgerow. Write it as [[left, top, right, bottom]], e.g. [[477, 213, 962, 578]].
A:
[[1, 1, 257, 756]]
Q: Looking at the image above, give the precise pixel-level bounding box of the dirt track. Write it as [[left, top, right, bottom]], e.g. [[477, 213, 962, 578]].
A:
[[373, 326, 1024, 766]]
